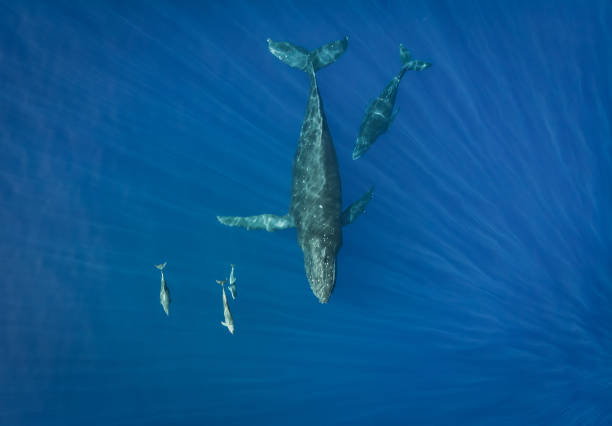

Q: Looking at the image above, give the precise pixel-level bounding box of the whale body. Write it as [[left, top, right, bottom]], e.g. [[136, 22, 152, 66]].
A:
[[218, 37, 373, 303]]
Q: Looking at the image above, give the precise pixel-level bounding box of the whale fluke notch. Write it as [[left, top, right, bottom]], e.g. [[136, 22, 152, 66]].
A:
[[217, 213, 295, 232], [341, 186, 374, 226]]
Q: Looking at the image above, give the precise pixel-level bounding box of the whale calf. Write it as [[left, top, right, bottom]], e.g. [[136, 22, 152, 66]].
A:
[[352, 44, 431, 160], [155, 262, 171, 316], [218, 37, 373, 303]]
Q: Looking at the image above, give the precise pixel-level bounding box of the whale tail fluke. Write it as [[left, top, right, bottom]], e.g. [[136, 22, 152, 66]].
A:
[[267, 36, 348, 73], [154, 262, 167, 271], [310, 36, 349, 71], [399, 44, 431, 72]]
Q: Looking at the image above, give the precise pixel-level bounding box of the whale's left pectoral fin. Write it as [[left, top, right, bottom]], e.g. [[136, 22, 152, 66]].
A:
[[217, 213, 294, 232], [341, 186, 374, 226]]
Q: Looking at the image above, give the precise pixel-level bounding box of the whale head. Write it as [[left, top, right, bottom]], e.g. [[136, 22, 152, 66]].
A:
[[303, 235, 340, 303]]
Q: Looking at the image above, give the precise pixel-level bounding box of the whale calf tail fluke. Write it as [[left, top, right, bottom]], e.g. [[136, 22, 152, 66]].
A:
[[154, 262, 167, 271], [267, 36, 348, 73], [399, 43, 431, 73]]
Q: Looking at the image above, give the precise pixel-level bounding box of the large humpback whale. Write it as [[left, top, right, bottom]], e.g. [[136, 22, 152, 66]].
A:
[[217, 37, 373, 303], [352, 44, 431, 160]]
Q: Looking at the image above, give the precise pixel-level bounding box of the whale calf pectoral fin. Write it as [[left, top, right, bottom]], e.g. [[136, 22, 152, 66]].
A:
[[386, 107, 400, 130], [341, 186, 374, 226], [363, 98, 376, 114], [217, 213, 294, 232]]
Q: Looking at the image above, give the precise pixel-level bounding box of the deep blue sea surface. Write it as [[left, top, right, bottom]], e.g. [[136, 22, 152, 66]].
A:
[[1, 1, 611, 425]]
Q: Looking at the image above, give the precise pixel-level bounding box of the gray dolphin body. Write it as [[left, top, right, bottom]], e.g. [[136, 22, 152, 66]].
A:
[[219, 283, 234, 334], [352, 44, 431, 160], [155, 262, 170, 316], [217, 37, 373, 303]]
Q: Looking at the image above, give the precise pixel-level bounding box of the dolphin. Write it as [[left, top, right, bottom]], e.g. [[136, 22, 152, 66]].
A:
[[218, 280, 235, 334], [155, 262, 171, 316], [228, 264, 237, 300], [352, 44, 431, 160], [217, 37, 374, 303]]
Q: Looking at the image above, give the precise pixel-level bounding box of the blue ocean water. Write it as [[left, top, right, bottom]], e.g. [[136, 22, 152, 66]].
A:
[[1, 0, 611, 424]]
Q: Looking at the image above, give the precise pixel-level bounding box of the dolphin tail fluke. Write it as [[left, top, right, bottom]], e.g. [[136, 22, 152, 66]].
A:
[[267, 36, 348, 72], [217, 213, 294, 232], [216, 279, 226, 286], [399, 44, 431, 72], [341, 186, 374, 226], [154, 262, 167, 271]]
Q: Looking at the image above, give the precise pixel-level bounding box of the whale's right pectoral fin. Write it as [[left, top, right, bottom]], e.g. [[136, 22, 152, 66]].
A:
[[341, 186, 374, 226], [217, 213, 294, 232]]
